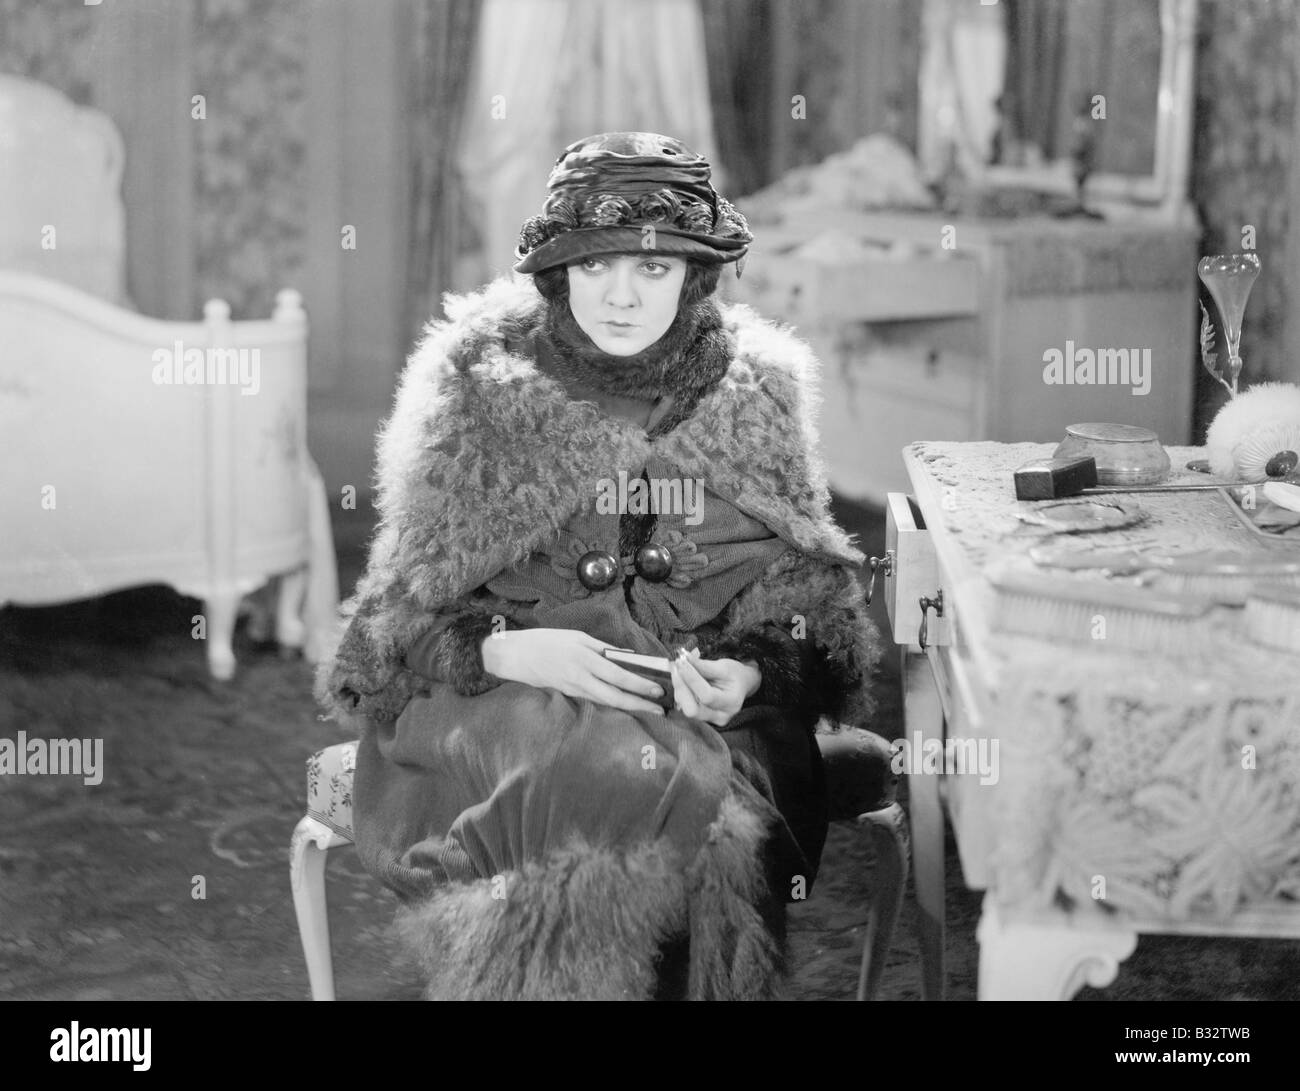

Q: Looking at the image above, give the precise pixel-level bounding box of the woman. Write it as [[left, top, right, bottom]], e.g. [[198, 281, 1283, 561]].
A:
[[317, 132, 882, 1000]]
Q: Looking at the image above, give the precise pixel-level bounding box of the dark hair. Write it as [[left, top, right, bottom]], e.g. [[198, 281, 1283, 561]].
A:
[[533, 257, 721, 310]]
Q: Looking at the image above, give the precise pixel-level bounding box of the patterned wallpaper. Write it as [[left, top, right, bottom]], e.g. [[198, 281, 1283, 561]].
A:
[[0, 0, 100, 105], [191, 0, 308, 319], [1192, 0, 1299, 426], [0, 0, 309, 321]]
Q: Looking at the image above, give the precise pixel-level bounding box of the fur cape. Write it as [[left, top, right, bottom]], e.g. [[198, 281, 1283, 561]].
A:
[[314, 276, 883, 999], [316, 274, 881, 732]]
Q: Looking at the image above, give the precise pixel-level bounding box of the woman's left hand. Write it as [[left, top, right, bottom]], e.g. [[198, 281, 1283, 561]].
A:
[[670, 649, 761, 726]]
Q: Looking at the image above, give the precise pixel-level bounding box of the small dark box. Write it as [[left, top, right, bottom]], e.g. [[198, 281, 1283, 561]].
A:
[[1014, 455, 1099, 500]]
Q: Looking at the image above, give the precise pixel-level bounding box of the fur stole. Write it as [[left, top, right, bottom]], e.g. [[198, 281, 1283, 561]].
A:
[[536, 287, 729, 407], [316, 274, 881, 729]]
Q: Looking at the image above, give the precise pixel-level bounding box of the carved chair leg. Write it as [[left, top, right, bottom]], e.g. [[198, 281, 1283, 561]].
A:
[[856, 801, 910, 1000], [291, 816, 339, 1001]]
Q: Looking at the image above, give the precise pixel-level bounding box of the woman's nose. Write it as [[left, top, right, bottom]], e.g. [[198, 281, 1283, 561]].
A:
[[603, 264, 638, 307]]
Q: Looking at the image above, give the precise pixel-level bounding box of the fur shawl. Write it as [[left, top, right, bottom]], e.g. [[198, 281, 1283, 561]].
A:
[[316, 274, 881, 729]]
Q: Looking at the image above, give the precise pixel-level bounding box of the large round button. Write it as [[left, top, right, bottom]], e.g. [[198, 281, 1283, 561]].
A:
[[576, 550, 621, 591], [634, 542, 674, 582]]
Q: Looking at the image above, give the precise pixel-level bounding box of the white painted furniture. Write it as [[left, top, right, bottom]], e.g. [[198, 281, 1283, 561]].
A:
[[0, 74, 338, 679], [886, 440, 1300, 1000], [0, 74, 130, 306]]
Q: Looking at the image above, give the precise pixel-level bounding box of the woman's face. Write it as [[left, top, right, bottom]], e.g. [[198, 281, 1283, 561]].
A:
[[565, 254, 688, 356]]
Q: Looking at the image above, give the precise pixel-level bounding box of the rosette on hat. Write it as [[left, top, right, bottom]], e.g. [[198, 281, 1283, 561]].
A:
[[513, 132, 753, 274]]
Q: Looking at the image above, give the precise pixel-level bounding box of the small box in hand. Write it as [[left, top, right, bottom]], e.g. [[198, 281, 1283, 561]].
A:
[[1014, 455, 1099, 500], [602, 648, 676, 710]]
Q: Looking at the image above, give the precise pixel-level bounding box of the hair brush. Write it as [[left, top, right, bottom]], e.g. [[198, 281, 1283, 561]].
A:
[[989, 572, 1219, 656]]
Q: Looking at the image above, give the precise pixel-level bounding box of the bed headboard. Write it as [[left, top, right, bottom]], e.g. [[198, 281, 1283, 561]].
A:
[[0, 74, 130, 305]]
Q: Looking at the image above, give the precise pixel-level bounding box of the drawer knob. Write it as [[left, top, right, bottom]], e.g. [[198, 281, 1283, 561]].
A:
[[918, 589, 944, 649], [865, 550, 895, 605]]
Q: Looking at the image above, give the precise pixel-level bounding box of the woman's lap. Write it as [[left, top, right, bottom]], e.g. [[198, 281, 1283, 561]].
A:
[[354, 680, 828, 904]]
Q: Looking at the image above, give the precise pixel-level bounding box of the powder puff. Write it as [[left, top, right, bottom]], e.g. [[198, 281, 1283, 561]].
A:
[[1205, 381, 1300, 480]]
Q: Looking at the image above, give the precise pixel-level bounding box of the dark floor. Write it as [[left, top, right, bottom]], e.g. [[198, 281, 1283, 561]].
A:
[[1, 497, 1297, 1001]]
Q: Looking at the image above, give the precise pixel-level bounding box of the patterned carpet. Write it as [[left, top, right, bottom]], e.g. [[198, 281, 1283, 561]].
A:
[[1, 499, 1296, 1001]]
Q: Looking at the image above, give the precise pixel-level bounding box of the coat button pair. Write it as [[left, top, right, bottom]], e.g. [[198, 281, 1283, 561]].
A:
[[576, 544, 674, 590]]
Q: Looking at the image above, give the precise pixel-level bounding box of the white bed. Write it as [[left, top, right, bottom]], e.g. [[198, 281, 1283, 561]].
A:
[[0, 74, 337, 680]]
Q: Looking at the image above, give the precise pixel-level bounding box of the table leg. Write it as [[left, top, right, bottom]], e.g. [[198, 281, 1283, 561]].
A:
[[976, 895, 1138, 1000], [903, 646, 946, 1001]]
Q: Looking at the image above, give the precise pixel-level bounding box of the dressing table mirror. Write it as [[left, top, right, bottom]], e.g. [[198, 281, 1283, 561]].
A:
[[917, 0, 1198, 224]]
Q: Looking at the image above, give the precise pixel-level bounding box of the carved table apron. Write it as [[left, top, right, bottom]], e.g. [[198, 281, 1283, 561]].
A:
[[891, 440, 1300, 1001]]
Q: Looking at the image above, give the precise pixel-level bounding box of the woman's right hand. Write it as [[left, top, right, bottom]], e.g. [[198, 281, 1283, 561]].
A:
[[480, 628, 666, 715]]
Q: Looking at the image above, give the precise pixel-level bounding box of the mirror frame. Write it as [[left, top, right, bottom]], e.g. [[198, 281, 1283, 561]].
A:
[[920, 0, 1198, 222]]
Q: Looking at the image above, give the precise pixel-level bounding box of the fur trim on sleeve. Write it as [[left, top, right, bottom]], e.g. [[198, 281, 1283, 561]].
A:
[[312, 592, 430, 727], [406, 611, 509, 696], [705, 623, 809, 710], [698, 551, 882, 726]]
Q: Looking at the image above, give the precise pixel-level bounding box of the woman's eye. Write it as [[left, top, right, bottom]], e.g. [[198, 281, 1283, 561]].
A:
[[640, 261, 668, 276], [580, 258, 606, 272]]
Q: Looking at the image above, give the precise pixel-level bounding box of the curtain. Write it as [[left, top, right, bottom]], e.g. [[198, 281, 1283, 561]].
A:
[[1003, 0, 1159, 174], [1001, 0, 1069, 162], [918, 0, 1005, 177], [404, 0, 483, 346], [697, 0, 774, 198], [454, 0, 721, 287]]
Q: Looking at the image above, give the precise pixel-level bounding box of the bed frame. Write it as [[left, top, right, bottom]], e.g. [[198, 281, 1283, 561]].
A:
[[0, 75, 337, 679]]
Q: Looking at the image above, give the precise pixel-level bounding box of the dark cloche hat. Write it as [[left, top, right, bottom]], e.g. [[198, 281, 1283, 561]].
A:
[[513, 131, 753, 274]]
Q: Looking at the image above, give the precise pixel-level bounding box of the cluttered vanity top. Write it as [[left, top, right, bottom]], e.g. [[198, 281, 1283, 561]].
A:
[[905, 439, 1300, 704]]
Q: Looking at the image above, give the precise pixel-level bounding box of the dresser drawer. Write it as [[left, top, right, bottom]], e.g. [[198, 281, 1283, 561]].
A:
[[883, 492, 951, 648], [729, 252, 980, 325]]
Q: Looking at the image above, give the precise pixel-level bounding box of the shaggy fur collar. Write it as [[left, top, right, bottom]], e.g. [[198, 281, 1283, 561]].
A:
[[362, 275, 863, 624], [537, 291, 729, 408]]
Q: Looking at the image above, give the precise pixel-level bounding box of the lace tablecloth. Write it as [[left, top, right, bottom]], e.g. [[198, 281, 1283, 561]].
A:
[[909, 441, 1300, 923]]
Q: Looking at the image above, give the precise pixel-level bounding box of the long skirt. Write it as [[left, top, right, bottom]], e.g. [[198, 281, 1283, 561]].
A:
[[353, 679, 828, 999]]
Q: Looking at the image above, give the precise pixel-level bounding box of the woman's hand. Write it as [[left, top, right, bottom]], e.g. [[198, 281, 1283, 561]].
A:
[[480, 628, 667, 716], [670, 648, 761, 727]]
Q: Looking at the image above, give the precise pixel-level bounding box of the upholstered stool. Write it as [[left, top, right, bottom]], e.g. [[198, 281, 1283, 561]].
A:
[[290, 725, 907, 1001]]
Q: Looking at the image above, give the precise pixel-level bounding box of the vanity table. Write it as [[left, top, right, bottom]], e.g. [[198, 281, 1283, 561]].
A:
[[888, 440, 1300, 1000]]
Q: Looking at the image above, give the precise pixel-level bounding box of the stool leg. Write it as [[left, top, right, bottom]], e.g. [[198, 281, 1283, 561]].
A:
[[903, 648, 947, 1000], [291, 816, 337, 1001], [856, 801, 910, 1000]]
